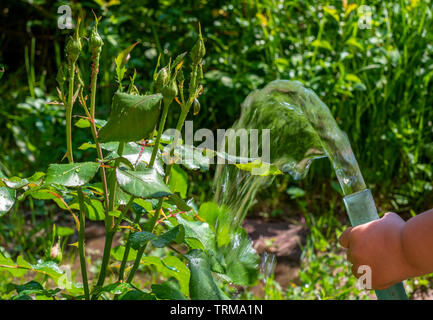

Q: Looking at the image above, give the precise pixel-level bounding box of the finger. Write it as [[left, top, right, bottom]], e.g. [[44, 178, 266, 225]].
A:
[[351, 264, 360, 278], [339, 227, 353, 248], [346, 249, 354, 264]]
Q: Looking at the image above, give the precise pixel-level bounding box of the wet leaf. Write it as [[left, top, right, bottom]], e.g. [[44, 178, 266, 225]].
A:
[[129, 231, 157, 250], [169, 194, 192, 211], [0, 187, 15, 217], [152, 225, 185, 248], [70, 197, 105, 221], [151, 278, 187, 300], [119, 290, 155, 300], [168, 165, 188, 198], [46, 162, 100, 187], [116, 167, 172, 199], [185, 249, 229, 300]]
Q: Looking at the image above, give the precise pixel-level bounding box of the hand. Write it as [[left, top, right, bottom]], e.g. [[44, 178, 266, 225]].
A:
[[339, 212, 417, 290]]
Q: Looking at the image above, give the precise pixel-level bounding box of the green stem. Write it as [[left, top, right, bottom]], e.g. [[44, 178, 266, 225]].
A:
[[92, 141, 125, 298], [121, 98, 173, 283], [88, 52, 110, 217], [149, 100, 169, 167], [118, 209, 141, 281], [66, 62, 89, 300], [113, 197, 135, 233], [164, 110, 188, 182], [126, 109, 188, 284], [77, 188, 90, 300], [66, 63, 75, 163]]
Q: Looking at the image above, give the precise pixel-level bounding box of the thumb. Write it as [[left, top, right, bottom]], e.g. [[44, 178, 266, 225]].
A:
[[339, 227, 353, 248]]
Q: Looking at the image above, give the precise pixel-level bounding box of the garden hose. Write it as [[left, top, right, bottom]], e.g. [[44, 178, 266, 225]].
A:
[[343, 189, 408, 300]]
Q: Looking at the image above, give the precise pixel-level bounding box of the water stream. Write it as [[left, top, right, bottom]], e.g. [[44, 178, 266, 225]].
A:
[[213, 80, 366, 230]]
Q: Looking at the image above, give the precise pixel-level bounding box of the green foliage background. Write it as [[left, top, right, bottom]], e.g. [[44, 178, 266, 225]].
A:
[[0, 0, 432, 300], [1, 0, 432, 213]]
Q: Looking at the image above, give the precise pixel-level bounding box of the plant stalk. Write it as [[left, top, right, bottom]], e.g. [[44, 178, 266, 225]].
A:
[[92, 141, 125, 298], [77, 189, 90, 300], [126, 108, 188, 283], [66, 62, 90, 300]]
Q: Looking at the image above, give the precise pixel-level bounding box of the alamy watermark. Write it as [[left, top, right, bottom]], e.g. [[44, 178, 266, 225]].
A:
[[57, 5, 73, 29], [159, 120, 271, 175], [356, 265, 373, 290]]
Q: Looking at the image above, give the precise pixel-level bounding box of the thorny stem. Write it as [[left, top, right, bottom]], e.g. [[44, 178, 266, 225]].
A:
[[126, 107, 189, 284], [126, 44, 201, 284], [118, 209, 141, 282], [66, 63, 75, 163], [66, 62, 90, 299], [123, 99, 172, 283], [77, 189, 90, 300], [88, 52, 110, 215], [92, 141, 125, 298], [149, 100, 168, 167]]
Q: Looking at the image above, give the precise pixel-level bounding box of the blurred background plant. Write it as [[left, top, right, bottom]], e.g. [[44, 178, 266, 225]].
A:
[[0, 0, 432, 299]]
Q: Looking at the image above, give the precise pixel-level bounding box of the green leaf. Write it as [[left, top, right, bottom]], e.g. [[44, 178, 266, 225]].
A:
[[133, 198, 153, 212], [198, 202, 219, 231], [56, 226, 74, 237], [152, 279, 187, 300], [15, 281, 44, 295], [25, 188, 68, 211], [74, 118, 107, 129], [323, 6, 340, 22], [119, 290, 155, 300], [175, 215, 216, 252], [13, 295, 32, 300], [111, 245, 137, 261], [185, 249, 229, 300], [46, 162, 100, 187], [108, 143, 165, 175], [0, 187, 15, 217], [116, 168, 172, 199], [70, 197, 105, 221], [168, 165, 188, 198], [98, 93, 162, 143], [169, 194, 192, 211], [0, 252, 22, 277], [218, 228, 259, 286], [115, 42, 138, 83], [311, 39, 333, 51], [235, 159, 283, 176], [129, 231, 157, 250], [171, 144, 210, 171], [152, 225, 185, 248], [140, 255, 191, 297], [2, 177, 30, 189], [162, 256, 190, 297], [0, 254, 81, 294], [78, 142, 96, 150], [286, 186, 306, 199], [98, 282, 132, 296]]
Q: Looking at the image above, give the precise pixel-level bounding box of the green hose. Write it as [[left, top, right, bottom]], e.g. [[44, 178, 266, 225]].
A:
[[343, 189, 408, 300]]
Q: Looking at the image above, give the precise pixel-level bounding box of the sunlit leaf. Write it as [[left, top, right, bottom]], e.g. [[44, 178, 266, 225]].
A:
[[46, 162, 100, 187], [185, 249, 229, 300], [116, 168, 172, 199], [98, 93, 162, 143]]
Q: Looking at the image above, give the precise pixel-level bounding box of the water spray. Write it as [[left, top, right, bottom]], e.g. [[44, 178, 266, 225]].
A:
[[214, 80, 407, 300]]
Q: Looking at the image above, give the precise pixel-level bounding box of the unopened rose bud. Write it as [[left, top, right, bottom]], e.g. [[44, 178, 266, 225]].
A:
[[50, 243, 62, 263], [162, 78, 178, 104], [65, 36, 82, 66], [89, 25, 103, 56]]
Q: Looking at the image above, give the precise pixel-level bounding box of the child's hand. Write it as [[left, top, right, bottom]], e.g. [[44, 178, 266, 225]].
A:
[[339, 212, 419, 290]]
